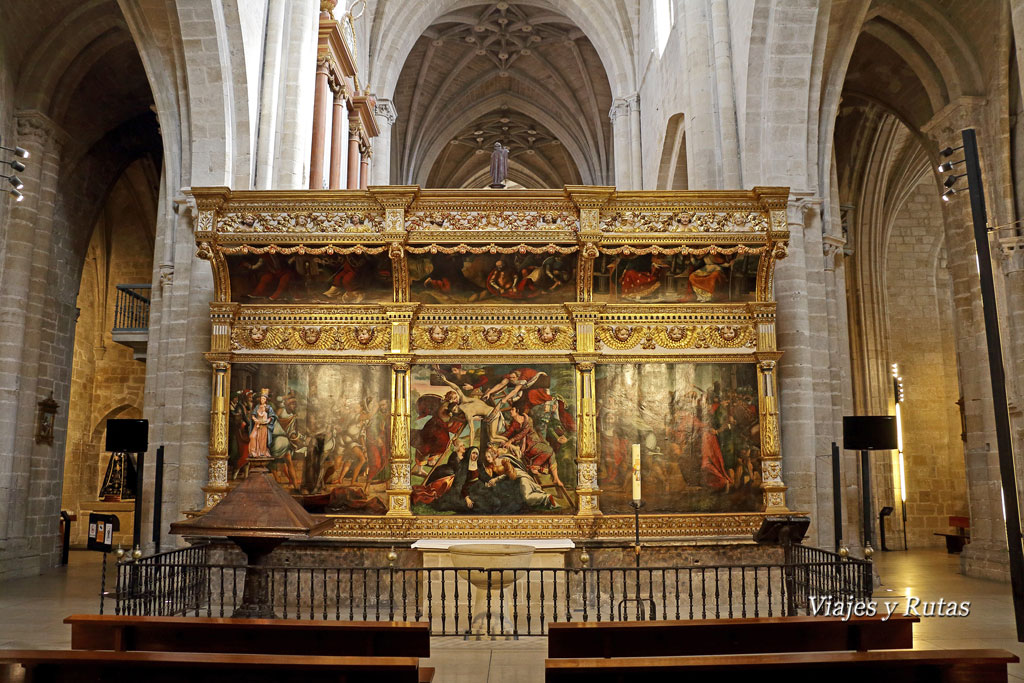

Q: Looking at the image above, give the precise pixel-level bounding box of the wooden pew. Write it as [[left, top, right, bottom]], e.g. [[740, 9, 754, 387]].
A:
[[63, 615, 430, 658], [547, 615, 919, 659], [0, 650, 427, 683], [545, 649, 1020, 683]]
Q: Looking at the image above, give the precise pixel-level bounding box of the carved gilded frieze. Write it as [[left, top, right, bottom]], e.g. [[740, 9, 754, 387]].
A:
[[595, 323, 757, 351], [219, 210, 385, 234], [411, 323, 574, 352], [406, 210, 578, 232], [231, 324, 390, 352], [600, 210, 769, 234], [319, 512, 769, 539]]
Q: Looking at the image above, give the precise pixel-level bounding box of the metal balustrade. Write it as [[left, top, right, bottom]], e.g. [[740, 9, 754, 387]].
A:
[[104, 544, 872, 635], [112, 284, 151, 332]]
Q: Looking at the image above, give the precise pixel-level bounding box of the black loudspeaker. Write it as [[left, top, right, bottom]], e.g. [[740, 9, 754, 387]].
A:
[[842, 416, 898, 451], [105, 419, 149, 453]]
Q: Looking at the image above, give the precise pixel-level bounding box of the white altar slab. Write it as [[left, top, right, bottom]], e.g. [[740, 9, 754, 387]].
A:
[[411, 539, 574, 551]]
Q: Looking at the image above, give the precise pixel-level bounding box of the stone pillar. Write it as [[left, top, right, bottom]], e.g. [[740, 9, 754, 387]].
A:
[[372, 99, 398, 186], [0, 111, 66, 576], [924, 106, 1010, 579], [347, 118, 361, 190], [627, 94, 642, 190], [609, 98, 631, 189], [998, 236, 1024, 517], [774, 195, 823, 540], [329, 93, 346, 189], [308, 56, 330, 189]]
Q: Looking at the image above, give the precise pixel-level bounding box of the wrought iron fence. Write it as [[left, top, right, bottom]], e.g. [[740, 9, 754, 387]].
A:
[[104, 544, 872, 636], [113, 284, 151, 331], [786, 543, 874, 610]]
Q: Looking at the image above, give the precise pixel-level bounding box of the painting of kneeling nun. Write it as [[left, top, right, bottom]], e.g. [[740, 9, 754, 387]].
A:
[[410, 363, 577, 514]]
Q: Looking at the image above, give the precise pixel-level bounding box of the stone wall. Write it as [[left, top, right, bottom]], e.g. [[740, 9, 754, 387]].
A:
[[884, 176, 969, 548]]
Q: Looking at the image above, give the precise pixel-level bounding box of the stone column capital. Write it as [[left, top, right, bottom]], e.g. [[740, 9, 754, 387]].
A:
[[997, 235, 1024, 275], [373, 98, 398, 127], [608, 98, 630, 122], [14, 109, 69, 153]]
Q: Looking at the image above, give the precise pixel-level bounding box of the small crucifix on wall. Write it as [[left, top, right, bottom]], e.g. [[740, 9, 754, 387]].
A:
[[36, 391, 59, 445]]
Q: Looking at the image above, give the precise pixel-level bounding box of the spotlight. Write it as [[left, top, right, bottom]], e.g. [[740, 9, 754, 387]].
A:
[[6, 175, 23, 190], [6, 160, 25, 173], [942, 188, 957, 201], [938, 145, 962, 158], [0, 144, 29, 159], [944, 173, 964, 188], [937, 160, 961, 172], [9, 188, 22, 201]]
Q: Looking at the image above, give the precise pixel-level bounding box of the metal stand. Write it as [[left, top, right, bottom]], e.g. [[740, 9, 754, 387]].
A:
[[860, 449, 874, 555], [630, 499, 643, 568], [617, 499, 653, 620], [961, 128, 1024, 641], [831, 442, 842, 552]]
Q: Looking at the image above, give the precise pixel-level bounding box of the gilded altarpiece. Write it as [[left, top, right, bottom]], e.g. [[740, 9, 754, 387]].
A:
[[191, 185, 790, 541]]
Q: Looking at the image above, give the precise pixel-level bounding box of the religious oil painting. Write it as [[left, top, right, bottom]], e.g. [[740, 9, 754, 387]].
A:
[[227, 251, 393, 303], [409, 363, 577, 515], [408, 250, 577, 304], [596, 363, 762, 514], [592, 251, 759, 303], [229, 364, 391, 514]]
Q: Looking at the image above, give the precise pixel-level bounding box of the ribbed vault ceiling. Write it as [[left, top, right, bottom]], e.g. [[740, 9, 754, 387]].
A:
[[392, 1, 613, 188]]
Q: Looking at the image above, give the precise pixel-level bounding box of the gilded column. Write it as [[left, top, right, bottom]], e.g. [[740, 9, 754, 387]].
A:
[[386, 359, 413, 516], [203, 361, 231, 508], [573, 358, 600, 516], [309, 56, 331, 189], [756, 354, 788, 512], [569, 300, 603, 517], [347, 118, 362, 189]]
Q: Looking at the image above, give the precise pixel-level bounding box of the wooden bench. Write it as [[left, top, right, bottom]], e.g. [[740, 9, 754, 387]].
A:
[[545, 649, 1020, 682], [63, 615, 430, 658], [0, 650, 428, 683], [935, 515, 971, 553], [548, 615, 919, 658]]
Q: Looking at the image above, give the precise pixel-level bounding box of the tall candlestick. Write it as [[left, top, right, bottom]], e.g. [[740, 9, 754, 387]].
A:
[[631, 443, 641, 500]]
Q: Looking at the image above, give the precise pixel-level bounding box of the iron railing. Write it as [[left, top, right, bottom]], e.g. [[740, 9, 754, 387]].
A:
[[113, 284, 151, 332], [104, 545, 872, 636]]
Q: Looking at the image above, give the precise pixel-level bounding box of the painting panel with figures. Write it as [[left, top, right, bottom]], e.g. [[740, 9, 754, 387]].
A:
[[227, 251, 393, 303], [597, 363, 762, 514], [228, 364, 391, 514], [409, 363, 577, 515], [408, 250, 577, 304], [592, 251, 759, 303]]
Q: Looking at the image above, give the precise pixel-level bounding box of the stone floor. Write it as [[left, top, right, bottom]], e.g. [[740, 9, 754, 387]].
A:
[[0, 548, 1019, 682]]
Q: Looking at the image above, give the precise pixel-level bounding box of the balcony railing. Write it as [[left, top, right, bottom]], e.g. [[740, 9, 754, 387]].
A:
[[113, 284, 151, 332]]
